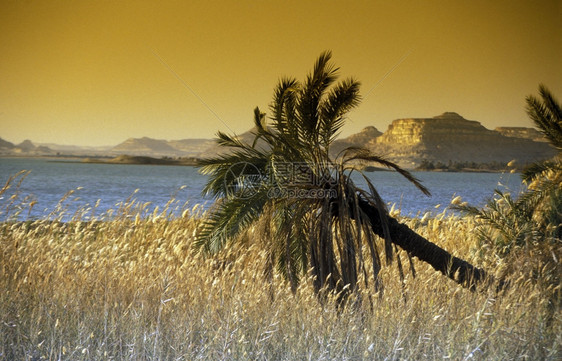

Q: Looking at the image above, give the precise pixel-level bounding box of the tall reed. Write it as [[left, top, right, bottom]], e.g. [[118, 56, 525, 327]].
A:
[[0, 193, 559, 360]]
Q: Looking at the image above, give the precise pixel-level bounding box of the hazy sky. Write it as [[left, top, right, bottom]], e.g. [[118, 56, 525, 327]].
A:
[[1, 0, 560, 146]]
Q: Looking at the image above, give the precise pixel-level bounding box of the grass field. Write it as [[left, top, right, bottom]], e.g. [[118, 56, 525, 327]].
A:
[[1, 199, 560, 360]]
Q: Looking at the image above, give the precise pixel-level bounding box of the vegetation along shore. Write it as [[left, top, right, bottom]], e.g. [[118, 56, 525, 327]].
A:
[[80, 154, 200, 166], [1, 196, 559, 359]]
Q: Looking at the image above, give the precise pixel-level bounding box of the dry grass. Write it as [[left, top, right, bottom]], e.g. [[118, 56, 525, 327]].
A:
[[0, 198, 560, 360]]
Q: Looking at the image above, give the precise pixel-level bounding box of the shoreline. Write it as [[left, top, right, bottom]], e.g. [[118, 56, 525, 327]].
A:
[[1, 154, 518, 172], [79, 155, 200, 166]]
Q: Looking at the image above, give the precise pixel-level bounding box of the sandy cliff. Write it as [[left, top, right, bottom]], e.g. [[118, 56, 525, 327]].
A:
[[495, 127, 547, 142], [331, 126, 383, 155], [368, 112, 555, 168]]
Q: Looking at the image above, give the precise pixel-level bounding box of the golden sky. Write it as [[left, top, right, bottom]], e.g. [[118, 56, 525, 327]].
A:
[[1, 0, 560, 146]]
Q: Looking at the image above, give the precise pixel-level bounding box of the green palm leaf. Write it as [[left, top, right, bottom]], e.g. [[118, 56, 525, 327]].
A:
[[526, 84, 562, 149]]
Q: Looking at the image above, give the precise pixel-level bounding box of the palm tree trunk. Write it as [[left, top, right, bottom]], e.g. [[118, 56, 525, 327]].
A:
[[357, 198, 488, 290]]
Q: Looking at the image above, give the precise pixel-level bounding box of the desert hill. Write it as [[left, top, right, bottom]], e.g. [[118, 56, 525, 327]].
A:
[[0, 138, 54, 155], [111, 137, 181, 156], [366, 112, 555, 168], [36, 143, 112, 155], [167, 139, 215, 155], [0, 137, 15, 150], [1, 112, 556, 169], [495, 127, 547, 142], [331, 126, 383, 155], [200, 127, 272, 157], [199, 112, 555, 169], [110, 137, 214, 157]]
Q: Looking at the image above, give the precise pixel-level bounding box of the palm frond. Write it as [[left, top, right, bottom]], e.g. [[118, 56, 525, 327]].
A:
[[516, 177, 561, 217], [214, 131, 250, 149], [342, 147, 431, 196], [199, 151, 268, 199], [539, 84, 562, 124], [271, 202, 310, 291], [270, 77, 300, 135], [253, 106, 267, 132], [298, 50, 339, 139], [526, 85, 562, 149], [251, 106, 279, 149], [195, 188, 269, 253], [319, 77, 361, 146], [454, 190, 536, 255], [522, 158, 561, 183]]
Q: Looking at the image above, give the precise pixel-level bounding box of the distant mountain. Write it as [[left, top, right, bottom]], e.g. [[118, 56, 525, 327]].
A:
[[0, 138, 54, 155], [0, 137, 15, 150], [37, 143, 113, 154], [110, 137, 217, 157], [367, 112, 556, 168], [1, 112, 556, 169], [16, 140, 36, 152], [0, 135, 212, 157], [331, 126, 383, 155], [200, 127, 270, 157], [107, 115, 556, 168], [168, 138, 215, 155], [495, 127, 547, 142], [111, 137, 181, 156], [200, 114, 555, 169]]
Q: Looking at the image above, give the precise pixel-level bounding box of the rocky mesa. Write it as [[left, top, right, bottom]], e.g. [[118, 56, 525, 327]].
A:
[[494, 127, 547, 142], [362, 112, 555, 169]]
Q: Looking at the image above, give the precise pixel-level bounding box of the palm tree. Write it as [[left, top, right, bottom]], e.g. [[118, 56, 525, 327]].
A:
[[453, 86, 561, 312], [197, 51, 488, 299], [522, 85, 562, 237], [457, 85, 561, 250]]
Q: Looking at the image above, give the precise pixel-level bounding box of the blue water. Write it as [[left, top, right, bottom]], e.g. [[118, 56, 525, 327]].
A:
[[0, 158, 526, 221]]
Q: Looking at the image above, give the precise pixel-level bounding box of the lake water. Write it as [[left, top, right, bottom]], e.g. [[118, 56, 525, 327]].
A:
[[0, 158, 526, 221]]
